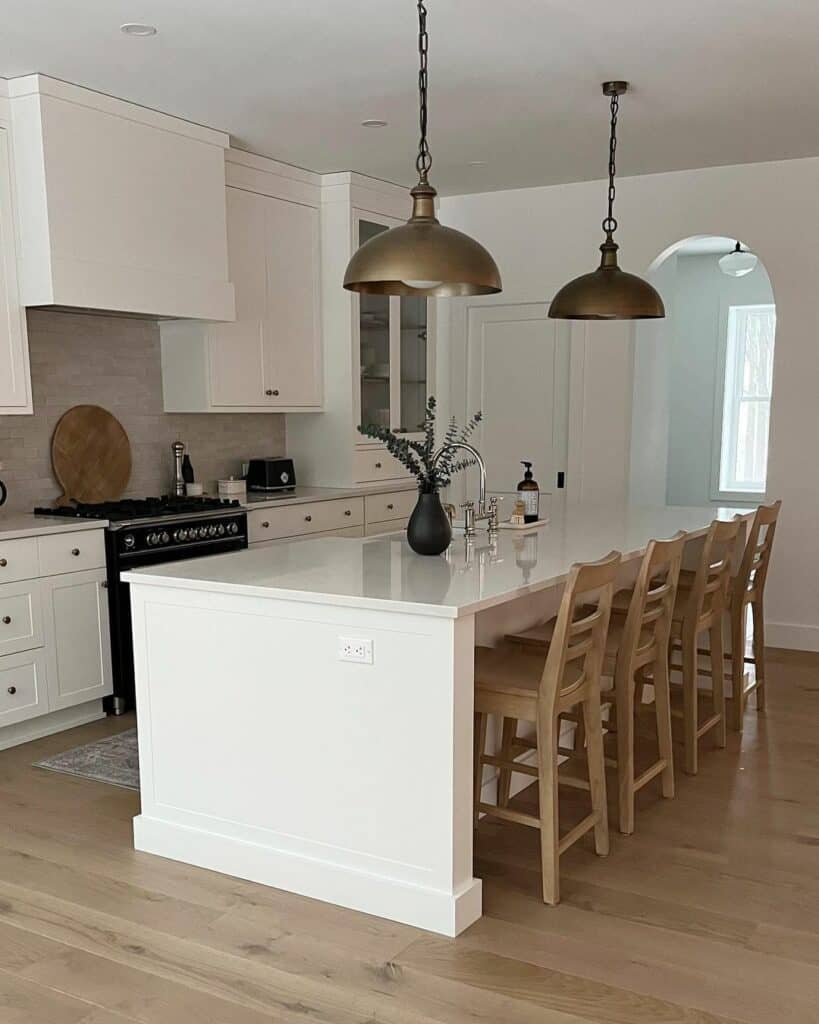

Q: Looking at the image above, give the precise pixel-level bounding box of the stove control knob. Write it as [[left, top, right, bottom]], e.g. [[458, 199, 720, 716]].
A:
[[123, 534, 136, 550], [178, 528, 189, 542], [208, 524, 218, 538], [188, 527, 199, 540], [229, 522, 239, 535], [160, 532, 170, 545], [147, 533, 158, 546], [216, 523, 226, 536]]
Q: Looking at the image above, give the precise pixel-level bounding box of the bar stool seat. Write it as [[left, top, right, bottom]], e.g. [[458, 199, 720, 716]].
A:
[[476, 643, 587, 701]]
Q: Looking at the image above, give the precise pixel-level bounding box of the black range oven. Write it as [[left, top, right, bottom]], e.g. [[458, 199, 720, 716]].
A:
[[34, 498, 248, 714]]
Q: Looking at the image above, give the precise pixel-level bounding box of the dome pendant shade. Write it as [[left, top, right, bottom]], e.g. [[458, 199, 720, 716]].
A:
[[719, 241, 757, 278], [343, 182, 502, 297], [549, 241, 665, 320], [549, 81, 664, 321]]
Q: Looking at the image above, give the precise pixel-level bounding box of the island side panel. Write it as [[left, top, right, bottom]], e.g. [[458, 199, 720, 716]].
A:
[[129, 581, 480, 937]]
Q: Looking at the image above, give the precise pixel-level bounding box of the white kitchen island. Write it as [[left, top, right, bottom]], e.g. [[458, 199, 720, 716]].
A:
[[123, 504, 749, 936]]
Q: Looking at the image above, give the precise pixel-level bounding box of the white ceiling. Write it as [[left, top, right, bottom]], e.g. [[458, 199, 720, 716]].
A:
[[2, 1, 818, 196]]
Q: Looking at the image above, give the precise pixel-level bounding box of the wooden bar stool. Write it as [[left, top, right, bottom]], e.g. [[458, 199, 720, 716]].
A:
[[726, 500, 781, 730], [665, 517, 743, 774], [507, 533, 685, 835], [473, 551, 620, 906]]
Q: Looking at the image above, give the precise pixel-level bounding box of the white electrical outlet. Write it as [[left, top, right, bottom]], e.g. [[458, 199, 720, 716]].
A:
[[338, 636, 373, 664]]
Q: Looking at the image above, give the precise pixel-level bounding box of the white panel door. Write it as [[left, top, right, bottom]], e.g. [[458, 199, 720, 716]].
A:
[[208, 186, 268, 407], [42, 569, 112, 711], [263, 195, 322, 408], [0, 126, 32, 413], [465, 304, 569, 519]]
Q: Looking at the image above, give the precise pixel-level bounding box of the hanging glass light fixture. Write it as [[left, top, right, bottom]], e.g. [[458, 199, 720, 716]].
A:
[[549, 82, 664, 320], [343, 1, 501, 297], [719, 241, 758, 278]]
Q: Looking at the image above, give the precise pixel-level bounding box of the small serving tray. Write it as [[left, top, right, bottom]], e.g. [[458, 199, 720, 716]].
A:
[[498, 518, 550, 530]]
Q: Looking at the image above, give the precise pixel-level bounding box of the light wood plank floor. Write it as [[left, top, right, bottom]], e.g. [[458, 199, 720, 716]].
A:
[[0, 648, 817, 1023]]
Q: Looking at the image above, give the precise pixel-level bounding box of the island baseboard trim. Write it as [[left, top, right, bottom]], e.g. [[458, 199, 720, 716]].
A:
[[133, 814, 482, 937]]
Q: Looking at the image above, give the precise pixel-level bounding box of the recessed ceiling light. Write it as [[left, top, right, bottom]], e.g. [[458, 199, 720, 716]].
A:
[[120, 23, 158, 37], [361, 119, 388, 128]]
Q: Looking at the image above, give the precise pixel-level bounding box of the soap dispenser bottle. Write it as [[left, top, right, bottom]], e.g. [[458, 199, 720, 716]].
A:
[[516, 461, 540, 523]]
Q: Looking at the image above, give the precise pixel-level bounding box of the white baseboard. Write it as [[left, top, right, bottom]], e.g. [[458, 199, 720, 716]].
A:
[[0, 701, 106, 751], [766, 621, 819, 653], [134, 815, 482, 937]]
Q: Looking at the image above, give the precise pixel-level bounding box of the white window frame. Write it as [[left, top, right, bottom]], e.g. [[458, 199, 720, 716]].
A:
[[711, 302, 776, 501]]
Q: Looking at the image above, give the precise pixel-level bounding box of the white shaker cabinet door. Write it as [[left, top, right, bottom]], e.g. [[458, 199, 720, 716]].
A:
[[42, 569, 112, 711], [262, 195, 322, 408], [208, 187, 268, 407], [0, 126, 32, 413]]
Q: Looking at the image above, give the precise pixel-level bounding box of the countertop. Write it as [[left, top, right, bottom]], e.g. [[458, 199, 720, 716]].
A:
[[0, 514, 110, 541], [123, 504, 752, 619]]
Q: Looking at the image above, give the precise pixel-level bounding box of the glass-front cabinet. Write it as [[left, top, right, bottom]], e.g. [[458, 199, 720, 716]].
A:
[[356, 217, 432, 442]]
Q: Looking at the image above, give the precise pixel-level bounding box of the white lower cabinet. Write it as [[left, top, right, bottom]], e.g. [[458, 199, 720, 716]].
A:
[[42, 568, 112, 712], [247, 490, 413, 548], [0, 529, 113, 748]]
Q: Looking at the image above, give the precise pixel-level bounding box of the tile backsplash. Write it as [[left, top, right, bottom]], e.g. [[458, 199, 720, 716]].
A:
[[0, 310, 286, 514]]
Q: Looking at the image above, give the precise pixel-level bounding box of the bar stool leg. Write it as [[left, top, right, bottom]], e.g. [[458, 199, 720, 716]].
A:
[[473, 712, 487, 825], [536, 712, 560, 905], [681, 635, 699, 775], [497, 717, 517, 808], [652, 660, 675, 800], [710, 624, 727, 748], [615, 669, 636, 836], [752, 598, 767, 712], [730, 603, 746, 732], [582, 694, 610, 856]]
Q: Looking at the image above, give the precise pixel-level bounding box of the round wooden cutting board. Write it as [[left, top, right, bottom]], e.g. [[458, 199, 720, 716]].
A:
[[51, 405, 132, 505]]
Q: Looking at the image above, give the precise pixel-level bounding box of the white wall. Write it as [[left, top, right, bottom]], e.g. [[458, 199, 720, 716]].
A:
[[440, 157, 819, 650]]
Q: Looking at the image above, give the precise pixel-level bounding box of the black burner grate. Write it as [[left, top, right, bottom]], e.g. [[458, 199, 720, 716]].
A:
[[34, 496, 241, 523]]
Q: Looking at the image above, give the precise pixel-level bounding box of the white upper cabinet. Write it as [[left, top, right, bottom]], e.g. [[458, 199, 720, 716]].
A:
[[161, 150, 322, 412], [7, 75, 234, 321], [0, 117, 32, 414]]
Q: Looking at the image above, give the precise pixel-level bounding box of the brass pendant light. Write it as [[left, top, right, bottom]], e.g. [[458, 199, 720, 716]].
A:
[[549, 82, 665, 320], [343, 1, 501, 297]]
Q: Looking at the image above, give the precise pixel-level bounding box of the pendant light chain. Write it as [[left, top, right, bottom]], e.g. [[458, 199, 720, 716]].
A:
[[415, 0, 432, 182], [603, 91, 619, 240]]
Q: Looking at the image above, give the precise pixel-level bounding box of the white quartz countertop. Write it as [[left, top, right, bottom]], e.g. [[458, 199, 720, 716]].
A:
[[0, 514, 110, 541], [242, 482, 414, 510], [123, 504, 752, 619]]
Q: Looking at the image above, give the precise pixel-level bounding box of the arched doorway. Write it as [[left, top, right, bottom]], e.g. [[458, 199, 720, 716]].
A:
[[629, 236, 776, 508]]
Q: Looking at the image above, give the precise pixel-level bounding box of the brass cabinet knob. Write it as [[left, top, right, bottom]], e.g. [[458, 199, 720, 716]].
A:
[[71, 548, 80, 556], [387, 503, 394, 511], [0, 559, 7, 567], [261, 521, 270, 529], [265, 389, 280, 397], [344, 509, 352, 516], [304, 514, 312, 522], [100, 581, 108, 589], [374, 462, 382, 469], [2, 616, 10, 625], [7, 686, 16, 695]]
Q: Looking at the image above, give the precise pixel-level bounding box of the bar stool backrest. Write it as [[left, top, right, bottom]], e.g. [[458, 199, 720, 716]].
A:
[[540, 551, 621, 721], [685, 517, 743, 630], [736, 500, 781, 606], [618, 532, 686, 678]]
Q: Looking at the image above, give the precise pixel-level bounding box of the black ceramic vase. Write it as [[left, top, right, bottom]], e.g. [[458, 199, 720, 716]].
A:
[[406, 490, 452, 556]]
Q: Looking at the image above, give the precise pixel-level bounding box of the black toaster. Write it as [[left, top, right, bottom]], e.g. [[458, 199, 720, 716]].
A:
[[245, 458, 297, 492]]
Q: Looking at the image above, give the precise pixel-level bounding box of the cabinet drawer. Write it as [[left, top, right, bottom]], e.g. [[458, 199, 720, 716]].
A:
[[0, 581, 44, 657], [248, 497, 364, 543], [0, 537, 39, 584], [364, 489, 416, 525], [353, 448, 412, 484], [37, 530, 106, 576], [0, 649, 49, 727]]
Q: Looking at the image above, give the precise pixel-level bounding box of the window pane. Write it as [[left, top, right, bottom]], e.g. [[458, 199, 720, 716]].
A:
[[740, 309, 775, 398], [719, 303, 775, 494], [733, 399, 769, 489]]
